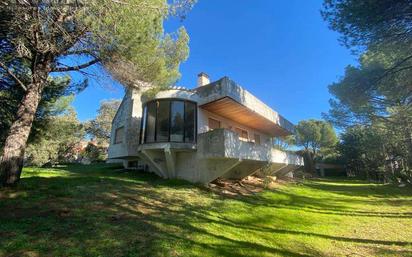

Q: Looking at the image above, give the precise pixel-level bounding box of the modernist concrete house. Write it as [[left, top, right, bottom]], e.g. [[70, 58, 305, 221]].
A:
[[108, 73, 303, 183]]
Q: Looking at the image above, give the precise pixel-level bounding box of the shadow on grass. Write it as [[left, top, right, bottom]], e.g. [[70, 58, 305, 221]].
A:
[[1, 166, 317, 257], [238, 189, 412, 219], [0, 165, 411, 257], [306, 178, 412, 198], [212, 216, 412, 247]]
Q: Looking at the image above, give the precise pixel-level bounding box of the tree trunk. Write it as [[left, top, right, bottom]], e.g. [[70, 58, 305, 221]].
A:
[[0, 77, 45, 186], [303, 150, 316, 175]]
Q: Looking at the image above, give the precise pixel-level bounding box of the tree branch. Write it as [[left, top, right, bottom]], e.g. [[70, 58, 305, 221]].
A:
[[51, 58, 101, 72], [61, 49, 97, 57], [0, 61, 27, 91], [376, 54, 412, 83]]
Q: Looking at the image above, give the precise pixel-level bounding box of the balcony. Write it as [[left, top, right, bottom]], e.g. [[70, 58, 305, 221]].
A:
[[197, 129, 303, 166]]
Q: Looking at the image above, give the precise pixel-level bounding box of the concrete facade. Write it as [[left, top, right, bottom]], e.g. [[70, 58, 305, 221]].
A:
[[108, 75, 303, 183]]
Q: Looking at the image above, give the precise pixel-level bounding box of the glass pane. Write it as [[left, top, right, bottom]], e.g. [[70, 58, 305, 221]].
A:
[[140, 106, 147, 143], [170, 101, 184, 142], [156, 100, 170, 142], [145, 101, 156, 143], [184, 102, 196, 143]]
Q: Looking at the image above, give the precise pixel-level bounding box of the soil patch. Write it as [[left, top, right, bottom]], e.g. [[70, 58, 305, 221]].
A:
[[208, 175, 291, 196]]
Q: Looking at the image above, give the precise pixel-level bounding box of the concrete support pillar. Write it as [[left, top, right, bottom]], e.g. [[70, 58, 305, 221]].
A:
[[164, 146, 176, 178], [220, 159, 242, 177], [140, 150, 167, 178]]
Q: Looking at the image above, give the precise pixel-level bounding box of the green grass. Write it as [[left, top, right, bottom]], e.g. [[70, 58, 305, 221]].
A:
[[1, 164, 412, 257]]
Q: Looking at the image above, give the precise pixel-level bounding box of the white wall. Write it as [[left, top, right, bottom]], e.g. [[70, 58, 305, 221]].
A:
[[108, 87, 144, 159]]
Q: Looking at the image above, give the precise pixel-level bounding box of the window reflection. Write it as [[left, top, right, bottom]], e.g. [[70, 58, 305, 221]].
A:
[[156, 100, 170, 142], [184, 102, 196, 143], [171, 101, 184, 142], [141, 99, 196, 144], [145, 101, 156, 143]]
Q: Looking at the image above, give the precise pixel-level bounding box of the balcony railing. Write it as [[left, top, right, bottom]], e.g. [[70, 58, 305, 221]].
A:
[[198, 129, 303, 165]]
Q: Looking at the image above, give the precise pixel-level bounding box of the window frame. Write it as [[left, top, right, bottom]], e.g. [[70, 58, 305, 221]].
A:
[[156, 100, 171, 142], [114, 126, 125, 144], [170, 100, 185, 142], [254, 133, 261, 145], [144, 101, 157, 143], [235, 127, 249, 141], [184, 101, 196, 143], [208, 117, 221, 130], [140, 98, 197, 144]]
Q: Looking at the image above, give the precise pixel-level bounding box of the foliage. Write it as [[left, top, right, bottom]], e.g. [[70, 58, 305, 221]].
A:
[[321, 0, 412, 51], [323, 45, 412, 127], [327, 59, 412, 181], [85, 99, 121, 146], [294, 119, 338, 174], [81, 143, 107, 163], [142, 85, 169, 100], [0, 0, 195, 185], [272, 135, 295, 151], [339, 121, 412, 183], [1, 0, 194, 87], [322, 0, 412, 126], [322, 0, 412, 182], [1, 164, 411, 256], [295, 119, 338, 155], [0, 76, 85, 150], [339, 125, 385, 180], [25, 98, 84, 167]]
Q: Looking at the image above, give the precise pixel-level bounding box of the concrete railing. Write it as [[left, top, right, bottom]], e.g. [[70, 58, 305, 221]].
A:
[[198, 129, 303, 166], [270, 148, 304, 166]]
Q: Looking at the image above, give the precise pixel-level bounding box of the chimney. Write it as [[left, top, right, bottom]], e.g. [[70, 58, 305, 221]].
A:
[[197, 72, 210, 87]]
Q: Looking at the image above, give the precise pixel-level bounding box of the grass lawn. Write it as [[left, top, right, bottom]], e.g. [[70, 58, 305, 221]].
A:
[[1, 164, 412, 257]]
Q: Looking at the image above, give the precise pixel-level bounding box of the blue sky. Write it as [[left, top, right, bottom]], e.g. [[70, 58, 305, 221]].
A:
[[71, 0, 356, 124]]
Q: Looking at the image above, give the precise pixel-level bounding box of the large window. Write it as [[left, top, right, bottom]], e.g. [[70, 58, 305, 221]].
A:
[[145, 101, 156, 143], [184, 102, 196, 143], [156, 100, 170, 142], [141, 99, 197, 144], [170, 101, 184, 142]]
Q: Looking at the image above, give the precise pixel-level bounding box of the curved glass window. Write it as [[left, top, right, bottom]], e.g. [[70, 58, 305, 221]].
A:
[[141, 99, 197, 144]]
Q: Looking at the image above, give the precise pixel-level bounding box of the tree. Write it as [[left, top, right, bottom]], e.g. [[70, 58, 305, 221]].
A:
[[321, 0, 412, 50], [322, 0, 412, 181], [0, 76, 86, 151], [322, 0, 412, 128], [81, 143, 107, 163], [85, 99, 121, 146], [339, 125, 388, 181], [0, 0, 195, 186], [337, 109, 412, 182], [295, 120, 338, 174], [273, 135, 295, 151], [323, 51, 412, 171], [25, 96, 85, 166], [324, 45, 412, 125]]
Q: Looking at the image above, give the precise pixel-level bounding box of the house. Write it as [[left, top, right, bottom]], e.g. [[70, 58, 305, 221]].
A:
[[108, 73, 303, 183]]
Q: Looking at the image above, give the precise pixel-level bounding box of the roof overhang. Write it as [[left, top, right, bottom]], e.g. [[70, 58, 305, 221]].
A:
[[200, 97, 292, 137]]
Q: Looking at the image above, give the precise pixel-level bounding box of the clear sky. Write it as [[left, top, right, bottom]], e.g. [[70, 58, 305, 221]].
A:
[[71, 0, 356, 124]]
